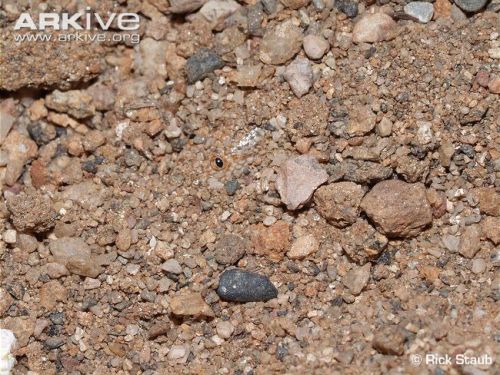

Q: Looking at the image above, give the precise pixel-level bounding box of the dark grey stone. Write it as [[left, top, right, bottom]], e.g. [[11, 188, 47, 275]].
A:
[[225, 180, 240, 196], [217, 268, 278, 302], [261, 0, 278, 14], [454, 0, 489, 12], [336, 0, 359, 18], [185, 49, 224, 84]]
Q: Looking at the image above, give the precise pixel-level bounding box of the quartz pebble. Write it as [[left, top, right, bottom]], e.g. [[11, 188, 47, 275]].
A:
[[404, 2, 434, 23], [217, 268, 278, 302], [352, 13, 398, 44], [276, 155, 328, 210], [303, 35, 329, 60], [343, 263, 371, 296], [284, 57, 313, 98], [287, 234, 319, 259]]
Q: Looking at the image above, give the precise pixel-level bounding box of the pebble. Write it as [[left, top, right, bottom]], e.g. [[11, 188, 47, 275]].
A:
[[217, 268, 278, 302], [313, 182, 365, 227], [169, 292, 214, 318], [287, 234, 319, 260], [352, 13, 398, 44], [259, 21, 303, 65], [459, 225, 481, 258], [303, 35, 329, 60], [261, 0, 277, 13], [471, 259, 486, 274], [161, 259, 183, 274], [2, 131, 38, 186], [284, 57, 313, 98], [342, 219, 388, 265], [185, 48, 224, 83], [360, 180, 433, 238], [45, 263, 70, 278], [199, 0, 240, 22], [335, 0, 358, 18], [439, 141, 455, 167], [83, 278, 101, 290], [404, 2, 434, 23], [0, 99, 15, 145], [376, 117, 393, 137], [280, 0, 310, 9], [342, 263, 371, 296], [216, 321, 235, 339], [276, 155, 328, 210], [434, 0, 452, 18], [2, 230, 16, 244], [49, 237, 103, 278], [6, 189, 55, 233], [214, 234, 247, 265], [372, 325, 407, 355], [488, 76, 500, 94], [167, 344, 189, 361], [481, 217, 500, 245], [0, 329, 16, 374], [224, 180, 240, 196], [442, 234, 460, 252], [45, 89, 95, 119], [115, 229, 132, 251], [346, 105, 376, 136], [454, 0, 489, 12], [0, 288, 14, 317], [475, 187, 499, 217], [251, 221, 290, 261], [137, 38, 168, 78]]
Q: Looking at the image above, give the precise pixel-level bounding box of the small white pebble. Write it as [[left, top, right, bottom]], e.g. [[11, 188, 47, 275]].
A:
[[3, 230, 16, 244], [0, 329, 16, 375]]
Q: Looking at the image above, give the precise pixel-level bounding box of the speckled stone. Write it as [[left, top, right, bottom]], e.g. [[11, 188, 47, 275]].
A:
[[217, 268, 278, 302]]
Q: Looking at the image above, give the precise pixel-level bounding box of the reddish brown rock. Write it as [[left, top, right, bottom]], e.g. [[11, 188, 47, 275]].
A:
[[251, 221, 290, 261], [170, 292, 214, 319], [372, 325, 407, 355], [342, 219, 388, 264], [6, 189, 55, 233], [482, 216, 500, 245], [360, 180, 432, 238], [459, 225, 481, 259], [313, 182, 365, 228], [475, 188, 499, 217]]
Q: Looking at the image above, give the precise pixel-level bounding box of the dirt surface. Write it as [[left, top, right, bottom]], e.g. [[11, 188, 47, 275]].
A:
[[0, 0, 499, 374]]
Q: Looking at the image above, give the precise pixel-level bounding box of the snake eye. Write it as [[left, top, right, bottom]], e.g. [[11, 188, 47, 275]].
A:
[[214, 157, 224, 168]]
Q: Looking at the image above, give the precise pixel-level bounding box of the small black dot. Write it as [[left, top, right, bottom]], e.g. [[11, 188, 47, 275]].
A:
[[215, 157, 224, 168]]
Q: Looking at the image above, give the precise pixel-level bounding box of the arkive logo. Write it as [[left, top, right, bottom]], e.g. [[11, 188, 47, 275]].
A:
[[14, 8, 140, 31]]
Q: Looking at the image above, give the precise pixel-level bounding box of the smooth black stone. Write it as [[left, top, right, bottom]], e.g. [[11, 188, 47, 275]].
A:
[[186, 48, 224, 84], [217, 268, 278, 302]]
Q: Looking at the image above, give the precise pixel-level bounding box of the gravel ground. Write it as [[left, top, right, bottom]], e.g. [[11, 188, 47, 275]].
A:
[[0, 0, 499, 374]]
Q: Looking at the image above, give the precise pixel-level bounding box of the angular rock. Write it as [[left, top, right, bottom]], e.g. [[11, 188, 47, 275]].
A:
[[352, 13, 398, 44], [45, 90, 95, 119], [284, 57, 313, 98], [482, 216, 500, 245], [454, 0, 488, 12], [276, 155, 328, 210], [343, 263, 371, 295], [360, 180, 432, 238], [199, 0, 241, 22], [459, 225, 481, 258], [170, 292, 214, 318], [251, 221, 290, 261], [186, 48, 224, 83], [217, 268, 278, 302], [2, 130, 38, 186], [342, 219, 388, 265], [434, 0, 452, 18], [404, 2, 434, 23], [214, 234, 247, 265], [259, 21, 303, 65], [287, 234, 319, 259], [0, 317, 34, 348], [336, 0, 359, 18], [313, 182, 365, 227], [0, 288, 14, 317], [475, 187, 499, 217], [6, 190, 55, 233], [346, 105, 376, 136], [372, 325, 407, 355], [329, 160, 393, 185], [280, 0, 310, 9], [161, 259, 183, 274], [168, 0, 208, 13], [49, 237, 103, 278], [137, 38, 168, 78], [0, 29, 103, 91]]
